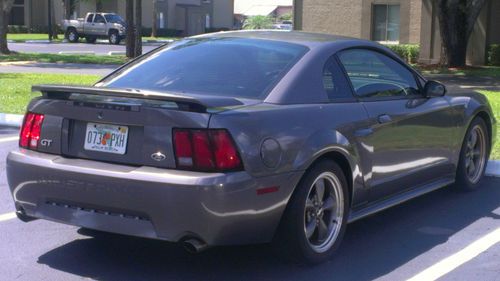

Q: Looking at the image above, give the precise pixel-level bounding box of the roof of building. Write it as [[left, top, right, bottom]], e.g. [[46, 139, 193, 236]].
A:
[[235, 0, 293, 15]]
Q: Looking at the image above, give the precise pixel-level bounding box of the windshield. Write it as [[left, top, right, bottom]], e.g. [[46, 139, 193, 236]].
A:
[[104, 14, 124, 24], [99, 37, 308, 99]]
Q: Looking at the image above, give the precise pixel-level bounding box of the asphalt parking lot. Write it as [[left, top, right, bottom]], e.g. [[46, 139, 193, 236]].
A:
[[0, 126, 499, 281]]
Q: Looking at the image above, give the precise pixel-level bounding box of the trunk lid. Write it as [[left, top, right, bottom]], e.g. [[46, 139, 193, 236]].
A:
[[30, 85, 258, 168]]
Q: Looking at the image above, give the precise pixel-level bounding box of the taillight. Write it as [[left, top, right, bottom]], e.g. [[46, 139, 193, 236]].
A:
[[173, 129, 243, 172], [19, 112, 44, 149]]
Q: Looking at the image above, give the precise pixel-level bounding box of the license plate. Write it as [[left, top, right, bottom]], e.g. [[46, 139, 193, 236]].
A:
[[84, 123, 129, 155]]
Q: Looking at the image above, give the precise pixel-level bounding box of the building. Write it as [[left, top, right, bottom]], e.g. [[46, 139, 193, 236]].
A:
[[293, 0, 500, 65], [9, 0, 234, 36]]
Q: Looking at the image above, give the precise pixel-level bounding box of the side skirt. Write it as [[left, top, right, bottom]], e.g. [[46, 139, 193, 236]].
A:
[[347, 177, 455, 223]]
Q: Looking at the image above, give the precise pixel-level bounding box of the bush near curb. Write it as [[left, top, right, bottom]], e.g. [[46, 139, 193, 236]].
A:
[[488, 44, 500, 66], [385, 44, 420, 63]]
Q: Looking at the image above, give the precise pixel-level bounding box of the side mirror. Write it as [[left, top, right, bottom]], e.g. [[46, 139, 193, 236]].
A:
[[424, 80, 446, 97]]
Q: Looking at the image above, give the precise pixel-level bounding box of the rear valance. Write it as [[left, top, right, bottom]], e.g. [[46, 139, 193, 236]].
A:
[[32, 85, 244, 113]]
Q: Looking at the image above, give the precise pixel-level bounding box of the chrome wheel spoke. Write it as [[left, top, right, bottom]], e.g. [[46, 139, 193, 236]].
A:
[[317, 219, 328, 241], [305, 220, 317, 239], [469, 130, 478, 149], [322, 197, 335, 211], [315, 179, 325, 203], [468, 159, 476, 175], [305, 197, 315, 211]]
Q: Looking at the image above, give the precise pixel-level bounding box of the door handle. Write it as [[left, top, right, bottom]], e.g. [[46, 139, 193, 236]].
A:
[[377, 114, 392, 124]]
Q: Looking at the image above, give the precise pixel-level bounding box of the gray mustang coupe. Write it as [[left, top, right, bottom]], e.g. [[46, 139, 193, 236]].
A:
[[6, 31, 496, 264]]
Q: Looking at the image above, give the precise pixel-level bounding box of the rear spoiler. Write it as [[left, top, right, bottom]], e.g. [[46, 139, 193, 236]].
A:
[[32, 85, 244, 112]]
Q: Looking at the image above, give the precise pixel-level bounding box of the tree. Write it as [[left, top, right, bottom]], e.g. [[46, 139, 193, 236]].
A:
[[435, 0, 488, 67], [151, 0, 157, 38], [134, 0, 142, 57], [63, 0, 72, 20], [96, 0, 103, 12], [243, 16, 273, 30], [0, 0, 14, 54], [125, 0, 135, 58]]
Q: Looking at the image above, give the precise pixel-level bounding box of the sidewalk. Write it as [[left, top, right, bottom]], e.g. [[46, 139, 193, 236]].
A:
[[0, 62, 117, 76], [425, 74, 500, 92]]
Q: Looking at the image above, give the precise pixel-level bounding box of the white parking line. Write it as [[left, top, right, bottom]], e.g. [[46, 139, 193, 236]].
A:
[[0, 136, 19, 143], [407, 227, 500, 281], [0, 212, 17, 222]]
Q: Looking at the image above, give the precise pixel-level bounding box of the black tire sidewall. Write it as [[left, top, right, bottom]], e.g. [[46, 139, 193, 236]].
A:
[[456, 117, 490, 190], [274, 160, 349, 264]]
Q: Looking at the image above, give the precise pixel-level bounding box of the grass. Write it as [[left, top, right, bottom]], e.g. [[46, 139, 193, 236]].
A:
[[415, 65, 500, 77], [478, 90, 500, 160], [0, 52, 126, 65], [0, 73, 100, 114], [7, 33, 63, 42]]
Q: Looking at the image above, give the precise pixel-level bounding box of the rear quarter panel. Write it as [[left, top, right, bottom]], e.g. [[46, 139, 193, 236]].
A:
[[209, 102, 371, 207]]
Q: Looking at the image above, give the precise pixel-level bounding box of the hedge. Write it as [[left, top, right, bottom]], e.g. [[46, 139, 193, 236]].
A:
[[488, 44, 500, 66], [384, 44, 420, 63]]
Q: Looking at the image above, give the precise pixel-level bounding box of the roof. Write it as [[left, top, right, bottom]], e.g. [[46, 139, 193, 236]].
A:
[[243, 5, 279, 16], [235, 0, 293, 15], [196, 30, 362, 48]]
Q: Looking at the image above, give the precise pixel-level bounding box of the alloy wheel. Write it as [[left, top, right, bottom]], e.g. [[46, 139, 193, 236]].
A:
[[304, 172, 344, 253], [465, 125, 487, 184]]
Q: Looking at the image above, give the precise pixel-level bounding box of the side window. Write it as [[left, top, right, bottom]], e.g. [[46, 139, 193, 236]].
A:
[[94, 14, 106, 23], [322, 57, 355, 101], [86, 14, 94, 23], [337, 49, 420, 99]]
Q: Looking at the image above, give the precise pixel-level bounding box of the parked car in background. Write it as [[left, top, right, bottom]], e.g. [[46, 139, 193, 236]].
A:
[[7, 31, 496, 264], [62, 13, 126, 44], [273, 20, 293, 30]]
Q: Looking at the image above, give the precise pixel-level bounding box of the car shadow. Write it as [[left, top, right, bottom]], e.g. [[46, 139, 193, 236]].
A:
[[37, 177, 500, 281]]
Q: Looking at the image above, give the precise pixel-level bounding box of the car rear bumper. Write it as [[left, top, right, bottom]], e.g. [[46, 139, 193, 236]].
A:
[[6, 149, 302, 245]]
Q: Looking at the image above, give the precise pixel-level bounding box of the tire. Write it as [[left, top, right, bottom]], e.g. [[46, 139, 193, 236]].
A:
[[455, 117, 490, 191], [66, 28, 79, 43], [273, 159, 349, 264], [85, 36, 97, 44], [108, 30, 121, 45]]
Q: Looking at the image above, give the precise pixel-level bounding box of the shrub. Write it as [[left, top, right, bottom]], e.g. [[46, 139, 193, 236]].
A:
[[488, 44, 500, 66], [243, 16, 273, 30], [141, 27, 182, 37], [385, 44, 420, 63], [205, 27, 230, 33]]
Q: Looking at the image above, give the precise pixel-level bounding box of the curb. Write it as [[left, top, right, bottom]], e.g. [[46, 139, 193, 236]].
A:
[[485, 160, 500, 177], [0, 113, 23, 128], [58, 51, 96, 55]]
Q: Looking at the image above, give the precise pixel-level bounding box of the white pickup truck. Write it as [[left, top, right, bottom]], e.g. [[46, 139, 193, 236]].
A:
[[62, 13, 126, 44]]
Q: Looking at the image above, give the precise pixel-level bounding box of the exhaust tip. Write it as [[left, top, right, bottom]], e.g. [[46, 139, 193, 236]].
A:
[[182, 238, 209, 254], [15, 206, 38, 222]]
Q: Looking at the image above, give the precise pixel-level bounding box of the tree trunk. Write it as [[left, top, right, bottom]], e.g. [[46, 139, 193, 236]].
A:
[[435, 0, 487, 67], [151, 0, 157, 37], [125, 0, 135, 58], [51, 0, 59, 39], [0, 0, 14, 54], [96, 0, 103, 12], [63, 0, 71, 20], [134, 0, 142, 57]]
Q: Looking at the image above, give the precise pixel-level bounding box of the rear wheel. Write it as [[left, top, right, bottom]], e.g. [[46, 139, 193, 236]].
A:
[[109, 30, 121, 45], [456, 117, 490, 191], [273, 160, 348, 264], [66, 28, 79, 43]]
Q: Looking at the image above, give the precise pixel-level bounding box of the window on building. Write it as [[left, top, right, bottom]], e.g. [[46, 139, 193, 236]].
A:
[[9, 0, 25, 26], [372, 4, 400, 43]]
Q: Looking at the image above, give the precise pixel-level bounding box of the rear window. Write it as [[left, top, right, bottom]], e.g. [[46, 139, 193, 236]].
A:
[[99, 37, 308, 99]]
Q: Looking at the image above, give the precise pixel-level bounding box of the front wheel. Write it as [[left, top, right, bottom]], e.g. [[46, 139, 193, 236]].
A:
[[273, 160, 349, 264], [108, 31, 121, 45], [456, 117, 490, 191]]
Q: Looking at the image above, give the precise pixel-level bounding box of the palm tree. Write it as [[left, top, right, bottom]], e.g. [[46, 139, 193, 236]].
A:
[[243, 15, 273, 30], [125, 0, 135, 58], [134, 0, 142, 57]]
